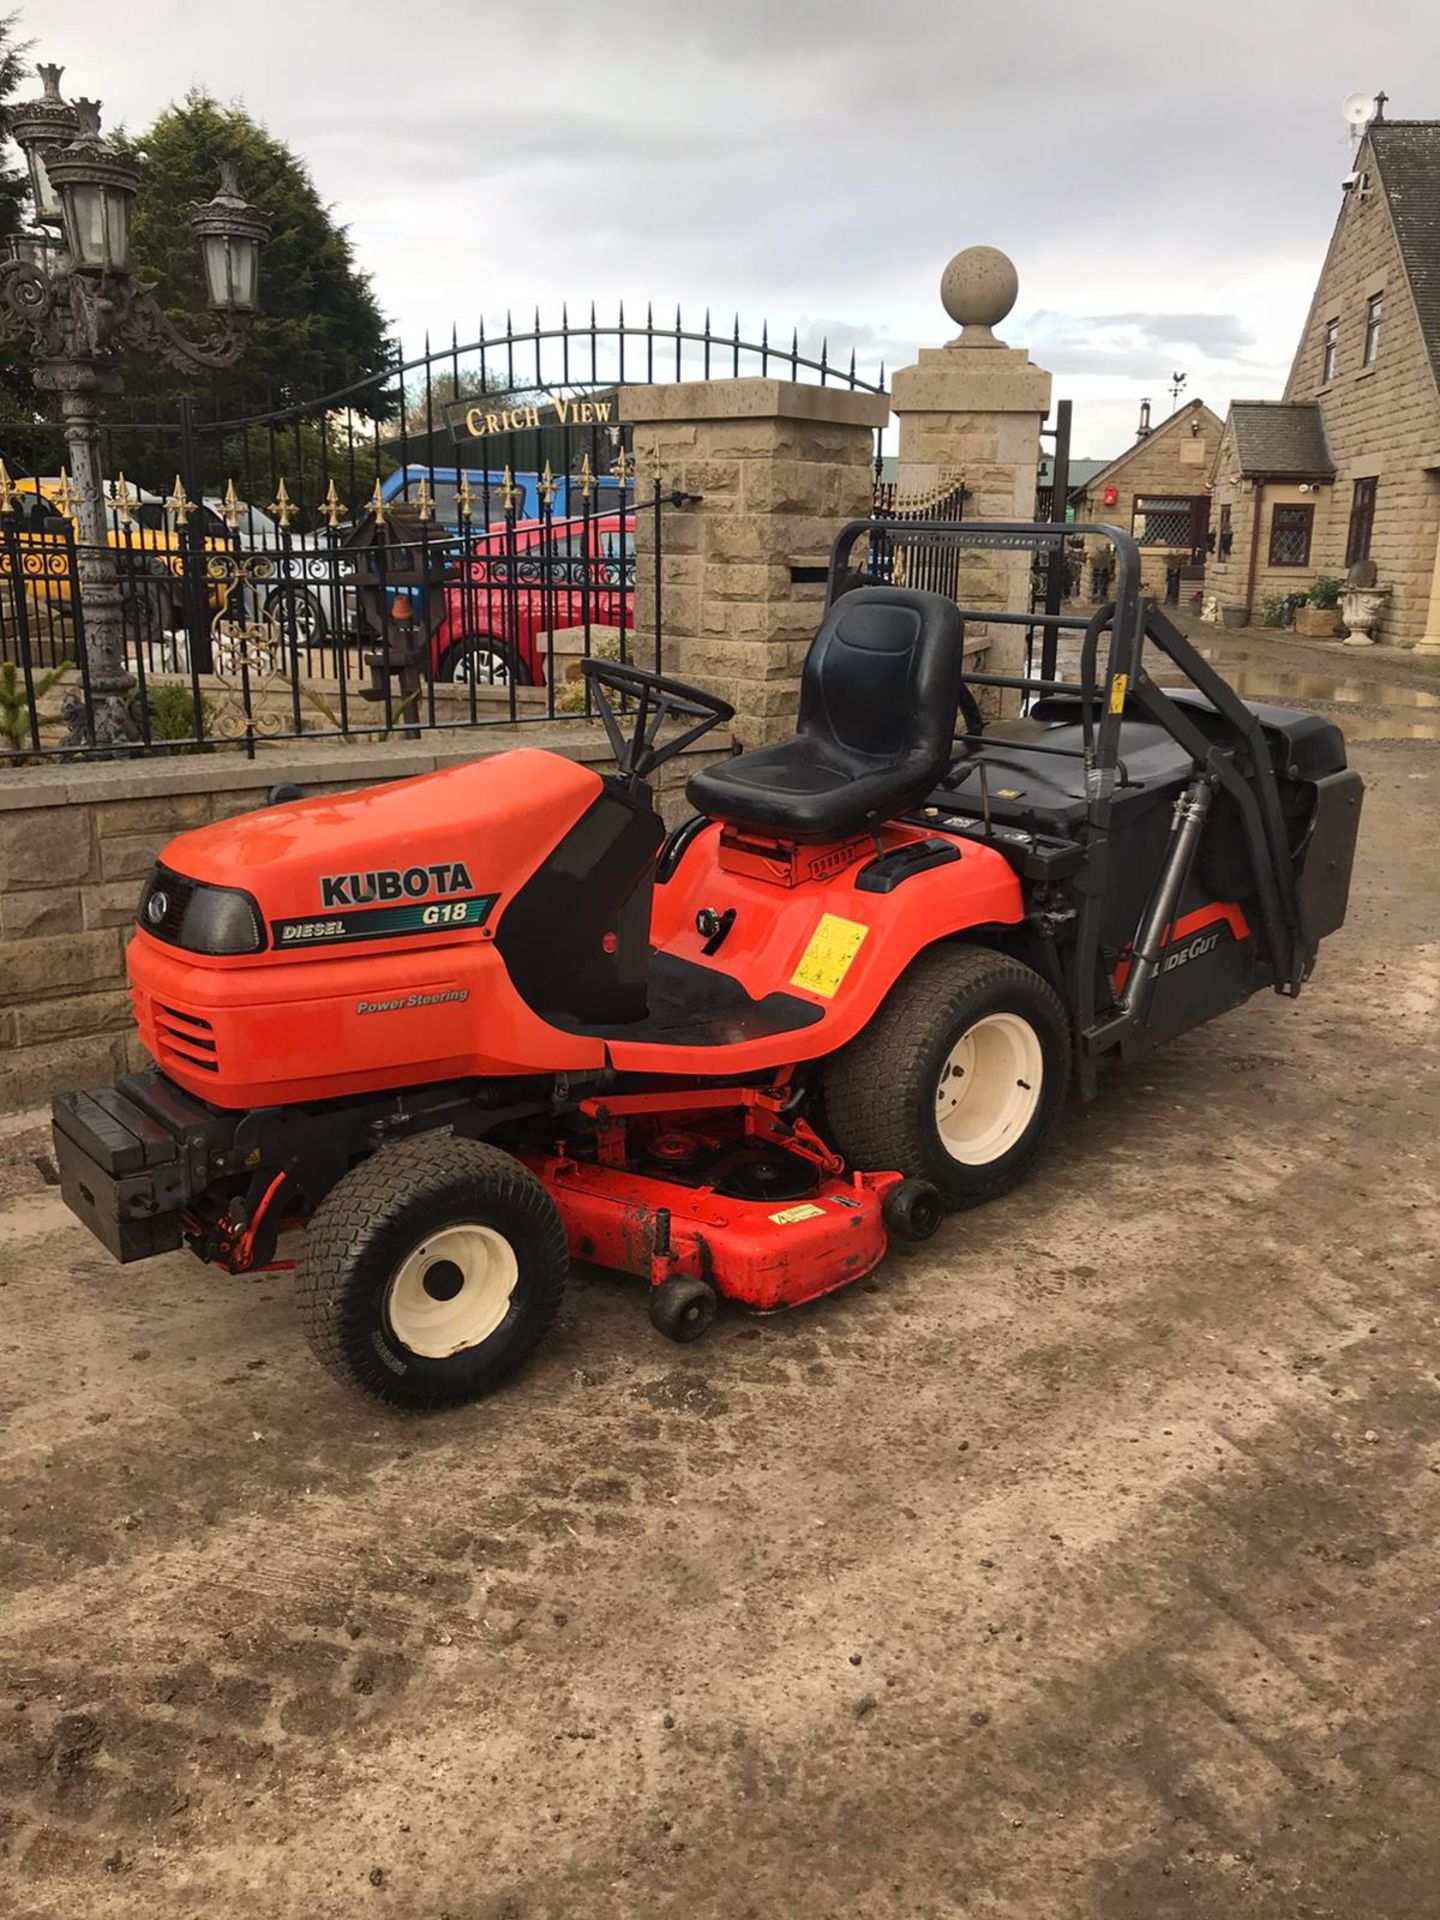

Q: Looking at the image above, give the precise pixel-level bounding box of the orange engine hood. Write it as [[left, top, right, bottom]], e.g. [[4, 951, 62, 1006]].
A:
[[157, 747, 604, 944]]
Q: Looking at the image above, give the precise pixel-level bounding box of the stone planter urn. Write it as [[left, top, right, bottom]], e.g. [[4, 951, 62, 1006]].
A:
[[1340, 584, 1389, 647], [1294, 603, 1341, 639]]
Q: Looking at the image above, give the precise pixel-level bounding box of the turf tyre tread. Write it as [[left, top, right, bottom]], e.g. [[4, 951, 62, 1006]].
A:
[[824, 944, 1070, 1209], [295, 1134, 568, 1408]]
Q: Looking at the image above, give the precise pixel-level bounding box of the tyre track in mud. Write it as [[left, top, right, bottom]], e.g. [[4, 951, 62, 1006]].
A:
[[0, 739, 1436, 1918]]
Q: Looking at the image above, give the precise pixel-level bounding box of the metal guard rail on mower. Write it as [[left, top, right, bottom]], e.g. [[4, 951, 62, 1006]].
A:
[[828, 517, 1312, 1097]]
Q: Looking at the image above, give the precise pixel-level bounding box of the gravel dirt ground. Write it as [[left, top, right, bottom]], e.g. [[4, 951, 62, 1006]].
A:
[[2, 644, 1438, 1919]]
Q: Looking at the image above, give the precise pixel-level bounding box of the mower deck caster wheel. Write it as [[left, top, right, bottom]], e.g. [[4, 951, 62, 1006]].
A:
[[649, 1275, 718, 1343], [884, 1178, 945, 1243]]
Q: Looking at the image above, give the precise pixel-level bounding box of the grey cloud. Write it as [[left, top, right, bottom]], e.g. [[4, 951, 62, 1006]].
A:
[[1028, 310, 1258, 359], [14, 0, 1440, 458]]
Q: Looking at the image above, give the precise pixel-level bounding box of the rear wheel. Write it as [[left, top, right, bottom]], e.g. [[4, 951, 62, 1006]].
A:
[[437, 634, 530, 688], [824, 945, 1070, 1209], [120, 578, 178, 655], [294, 1136, 568, 1408]]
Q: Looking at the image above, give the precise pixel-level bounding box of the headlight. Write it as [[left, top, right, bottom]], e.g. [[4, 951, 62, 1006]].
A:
[[138, 867, 266, 955]]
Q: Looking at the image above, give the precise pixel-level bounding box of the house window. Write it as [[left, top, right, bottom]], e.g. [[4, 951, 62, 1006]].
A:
[[1218, 502, 1233, 559], [1321, 317, 1339, 384], [1346, 477, 1377, 564], [1363, 292, 1383, 367], [1268, 503, 1314, 568], [1132, 497, 1193, 547]]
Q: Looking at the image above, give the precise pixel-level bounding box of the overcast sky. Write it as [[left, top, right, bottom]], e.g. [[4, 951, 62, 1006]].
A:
[[11, 0, 1436, 455]]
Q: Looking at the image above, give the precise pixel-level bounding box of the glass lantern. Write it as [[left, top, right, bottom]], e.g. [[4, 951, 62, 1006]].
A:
[[10, 230, 66, 275], [8, 65, 79, 229], [46, 127, 141, 275], [191, 164, 271, 313]]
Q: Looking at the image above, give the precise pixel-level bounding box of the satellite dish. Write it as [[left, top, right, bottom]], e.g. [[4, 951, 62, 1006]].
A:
[[1343, 91, 1377, 127]]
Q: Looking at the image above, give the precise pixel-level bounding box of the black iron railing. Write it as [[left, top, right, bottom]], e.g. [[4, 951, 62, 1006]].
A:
[[0, 473, 672, 762]]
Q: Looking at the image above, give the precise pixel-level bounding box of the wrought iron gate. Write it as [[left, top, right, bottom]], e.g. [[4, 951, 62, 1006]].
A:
[[0, 305, 887, 760]]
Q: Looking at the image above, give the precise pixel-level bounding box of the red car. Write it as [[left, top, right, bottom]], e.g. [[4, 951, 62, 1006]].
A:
[[429, 513, 635, 687]]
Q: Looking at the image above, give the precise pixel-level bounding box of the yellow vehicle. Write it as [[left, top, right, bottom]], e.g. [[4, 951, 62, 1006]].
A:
[[0, 475, 239, 631]]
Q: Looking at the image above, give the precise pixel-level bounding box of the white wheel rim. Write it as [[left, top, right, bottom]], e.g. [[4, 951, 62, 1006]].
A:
[[454, 649, 510, 686], [934, 1012, 1044, 1165], [385, 1222, 519, 1359]]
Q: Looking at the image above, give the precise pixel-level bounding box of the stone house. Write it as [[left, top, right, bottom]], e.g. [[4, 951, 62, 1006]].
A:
[[1202, 403, 1336, 621], [1206, 116, 1440, 648], [1075, 398, 1223, 602]]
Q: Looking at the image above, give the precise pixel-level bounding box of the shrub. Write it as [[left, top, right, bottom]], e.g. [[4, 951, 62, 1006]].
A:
[[1255, 593, 1287, 628], [0, 658, 71, 753], [1308, 574, 1342, 610], [133, 680, 214, 753]]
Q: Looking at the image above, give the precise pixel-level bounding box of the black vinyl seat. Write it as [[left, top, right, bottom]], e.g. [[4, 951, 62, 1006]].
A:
[[686, 586, 964, 842]]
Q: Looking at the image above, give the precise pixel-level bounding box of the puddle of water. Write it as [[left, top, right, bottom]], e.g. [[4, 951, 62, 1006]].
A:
[[1045, 636, 1440, 739], [1279, 709, 1440, 742], [1152, 665, 1440, 738], [1186, 657, 1440, 713]]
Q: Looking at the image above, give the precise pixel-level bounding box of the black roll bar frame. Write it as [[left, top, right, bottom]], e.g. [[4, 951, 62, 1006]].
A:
[[825, 519, 1311, 1094]]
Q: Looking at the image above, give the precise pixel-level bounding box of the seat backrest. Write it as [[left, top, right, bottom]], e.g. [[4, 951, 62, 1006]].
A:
[[798, 585, 963, 774]]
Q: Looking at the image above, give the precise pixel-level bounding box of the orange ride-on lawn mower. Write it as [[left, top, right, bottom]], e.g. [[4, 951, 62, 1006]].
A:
[[52, 521, 1363, 1408]]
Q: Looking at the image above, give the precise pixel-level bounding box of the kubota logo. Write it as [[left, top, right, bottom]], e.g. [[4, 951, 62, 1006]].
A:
[[320, 861, 475, 908]]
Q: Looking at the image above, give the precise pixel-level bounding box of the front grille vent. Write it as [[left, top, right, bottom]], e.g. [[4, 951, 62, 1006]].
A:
[[155, 1004, 219, 1073]]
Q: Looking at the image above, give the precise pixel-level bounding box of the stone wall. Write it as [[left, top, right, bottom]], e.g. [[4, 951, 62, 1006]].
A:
[[0, 723, 726, 1112]]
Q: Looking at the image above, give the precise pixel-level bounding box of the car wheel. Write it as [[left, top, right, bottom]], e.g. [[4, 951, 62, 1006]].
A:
[[264, 586, 328, 647], [438, 636, 530, 688]]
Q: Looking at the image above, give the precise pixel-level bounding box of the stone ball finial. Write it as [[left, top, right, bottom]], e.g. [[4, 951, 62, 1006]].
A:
[[941, 245, 1019, 348]]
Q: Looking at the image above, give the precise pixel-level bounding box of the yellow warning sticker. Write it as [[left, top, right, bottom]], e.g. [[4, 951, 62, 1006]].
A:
[[1109, 671, 1129, 714], [790, 913, 869, 998], [770, 1203, 826, 1225]]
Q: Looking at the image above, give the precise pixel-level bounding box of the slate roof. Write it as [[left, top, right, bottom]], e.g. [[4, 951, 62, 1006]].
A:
[[1227, 401, 1335, 479], [1370, 121, 1440, 385], [1037, 454, 1110, 489]]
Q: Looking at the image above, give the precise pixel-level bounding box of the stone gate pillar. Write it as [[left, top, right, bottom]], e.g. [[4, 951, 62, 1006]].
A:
[[890, 246, 1052, 702], [619, 379, 890, 747]]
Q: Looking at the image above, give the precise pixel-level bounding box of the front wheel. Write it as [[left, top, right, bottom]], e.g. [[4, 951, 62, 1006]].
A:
[[294, 1136, 568, 1408], [824, 946, 1070, 1210]]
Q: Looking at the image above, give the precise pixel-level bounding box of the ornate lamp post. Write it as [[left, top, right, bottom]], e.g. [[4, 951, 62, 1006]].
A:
[[0, 66, 269, 749]]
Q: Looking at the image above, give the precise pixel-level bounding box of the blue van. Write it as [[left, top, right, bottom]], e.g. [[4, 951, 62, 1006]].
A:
[[378, 466, 628, 531]]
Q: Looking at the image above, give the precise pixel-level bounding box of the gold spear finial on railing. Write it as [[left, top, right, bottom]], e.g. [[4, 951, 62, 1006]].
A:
[[454, 474, 474, 522], [51, 468, 79, 519], [0, 460, 19, 515], [270, 478, 297, 530], [537, 460, 556, 510], [577, 452, 595, 500], [165, 474, 196, 523], [612, 446, 632, 486], [111, 474, 137, 526], [220, 479, 243, 530], [367, 477, 389, 522], [500, 466, 519, 515], [321, 478, 344, 531], [414, 477, 435, 523]]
